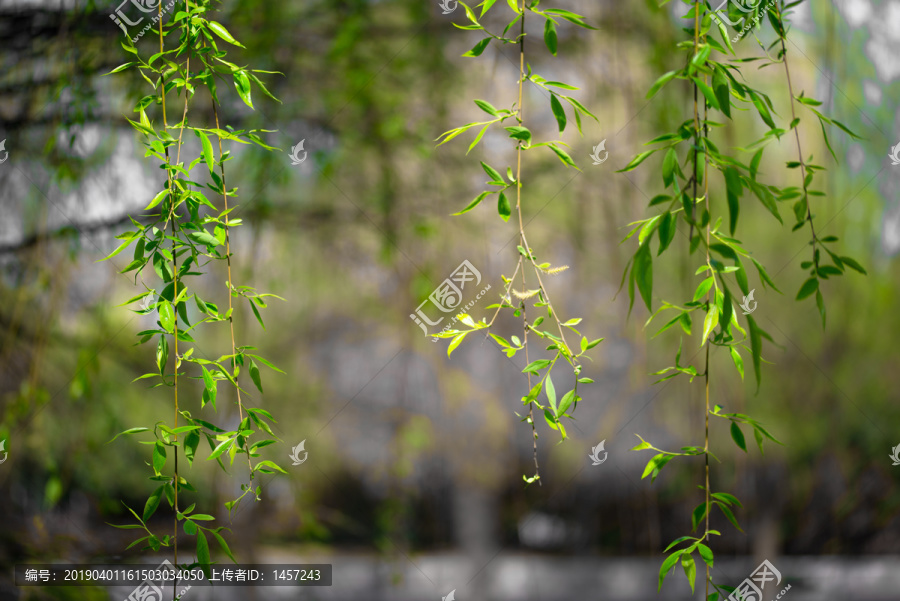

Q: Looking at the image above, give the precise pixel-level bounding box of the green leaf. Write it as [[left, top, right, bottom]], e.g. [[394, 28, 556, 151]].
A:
[[618, 149, 658, 173], [750, 148, 764, 181], [467, 124, 490, 155], [153, 441, 166, 475], [481, 161, 504, 184], [474, 99, 500, 116], [549, 94, 566, 133], [106, 62, 137, 75], [247, 354, 285, 374], [144, 189, 169, 211], [463, 37, 491, 57], [682, 554, 697, 594], [658, 212, 676, 255], [207, 437, 234, 461], [641, 453, 672, 482], [658, 551, 683, 591], [211, 529, 238, 564], [547, 143, 578, 169], [184, 430, 200, 465], [448, 332, 467, 357], [839, 256, 867, 274], [715, 501, 743, 532], [692, 77, 721, 111], [542, 7, 596, 29], [159, 300, 175, 333], [662, 148, 677, 188], [711, 491, 743, 507], [729, 346, 744, 380], [479, 0, 498, 17], [156, 333, 168, 373], [647, 70, 678, 99], [692, 502, 708, 532], [190, 230, 219, 247], [631, 437, 652, 452], [750, 90, 776, 129], [730, 422, 747, 452], [255, 460, 288, 474], [749, 181, 782, 224], [796, 277, 818, 300], [453, 191, 490, 216], [100, 232, 139, 262], [544, 81, 579, 90], [197, 130, 215, 173], [751, 257, 781, 293], [693, 277, 714, 302], [201, 365, 215, 392], [505, 126, 532, 143], [585, 338, 603, 350], [543, 18, 558, 55], [702, 305, 719, 344], [832, 119, 862, 139], [497, 192, 511, 222], [143, 485, 164, 522], [698, 543, 713, 568], [558, 390, 576, 416], [107, 427, 150, 444], [723, 167, 741, 234], [734, 256, 750, 295], [196, 528, 211, 566], [634, 242, 653, 312], [542, 375, 556, 411], [249, 359, 263, 393], [815, 289, 826, 328], [712, 66, 731, 119], [208, 21, 245, 47], [233, 70, 253, 109], [747, 316, 763, 390]]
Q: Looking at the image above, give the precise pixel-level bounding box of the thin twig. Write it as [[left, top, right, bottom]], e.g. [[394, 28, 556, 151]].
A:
[[212, 98, 255, 484]]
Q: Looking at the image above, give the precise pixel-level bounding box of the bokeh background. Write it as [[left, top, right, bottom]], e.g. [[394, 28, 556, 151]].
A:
[[1, 0, 900, 599]]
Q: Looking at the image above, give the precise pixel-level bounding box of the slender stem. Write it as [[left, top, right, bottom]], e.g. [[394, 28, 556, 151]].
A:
[[212, 99, 254, 482], [482, 260, 521, 330], [778, 14, 818, 273], [169, 59, 190, 589], [155, 0, 180, 570], [513, 0, 539, 484], [521, 261, 538, 482], [693, 2, 712, 596], [690, 0, 700, 244], [511, 1, 576, 369], [703, 96, 711, 601]]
